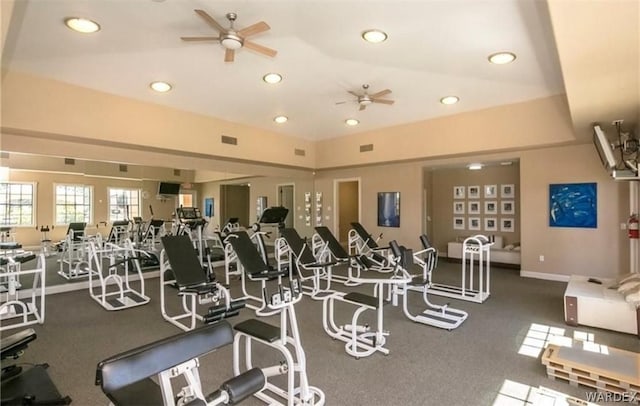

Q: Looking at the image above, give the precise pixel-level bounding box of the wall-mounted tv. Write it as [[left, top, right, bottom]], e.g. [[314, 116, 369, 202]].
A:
[[158, 182, 181, 196], [593, 124, 617, 169]]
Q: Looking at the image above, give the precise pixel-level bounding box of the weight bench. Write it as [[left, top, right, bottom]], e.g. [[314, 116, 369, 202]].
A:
[[1, 252, 46, 332], [160, 235, 242, 331], [96, 321, 265, 406], [1, 328, 71, 405], [348, 222, 391, 269], [225, 231, 287, 316], [277, 228, 339, 300]]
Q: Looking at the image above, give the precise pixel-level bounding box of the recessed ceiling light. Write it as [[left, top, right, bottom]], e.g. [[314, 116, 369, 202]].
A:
[[274, 115, 288, 124], [440, 96, 459, 105], [468, 163, 483, 170], [64, 17, 100, 33], [150, 81, 172, 92], [345, 118, 360, 126], [362, 29, 388, 43], [262, 73, 282, 84], [488, 52, 516, 65]]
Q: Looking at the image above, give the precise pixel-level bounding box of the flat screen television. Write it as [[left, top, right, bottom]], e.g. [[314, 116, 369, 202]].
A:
[[158, 182, 181, 196], [593, 125, 617, 169]]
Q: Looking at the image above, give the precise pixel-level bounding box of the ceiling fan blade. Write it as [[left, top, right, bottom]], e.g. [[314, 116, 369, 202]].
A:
[[372, 99, 395, 105], [224, 48, 235, 62], [359, 104, 367, 111], [194, 9, 226, 33], [348, 91, 360, 97], [243, 40, 277, 57], [181, 36, 220, 41], [238, 21, 270, 37], [370, 89, 391, 98], [335, 101, 348, 105]]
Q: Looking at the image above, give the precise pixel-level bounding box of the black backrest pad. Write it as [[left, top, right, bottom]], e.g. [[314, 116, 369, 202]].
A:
[[226, 231, 269, 274], [281, 228, 316, 265], [96, 321, 234, 393], [161, 235, 206, 287], [350, 222, 379, 249], [419, 234, 432, 249], [314, 226, 349, 259], [389, 240, 402, 258]]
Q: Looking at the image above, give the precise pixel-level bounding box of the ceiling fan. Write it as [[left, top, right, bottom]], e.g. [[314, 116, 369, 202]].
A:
[[181, 10, 277, 62], [336, 84, 395, 111]]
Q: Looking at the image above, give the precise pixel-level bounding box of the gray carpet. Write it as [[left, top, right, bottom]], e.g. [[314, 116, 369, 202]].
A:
[[2, 261, 639, 405]]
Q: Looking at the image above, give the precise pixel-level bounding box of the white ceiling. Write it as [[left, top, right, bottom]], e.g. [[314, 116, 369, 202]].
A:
[[5, 0, 566, 141]]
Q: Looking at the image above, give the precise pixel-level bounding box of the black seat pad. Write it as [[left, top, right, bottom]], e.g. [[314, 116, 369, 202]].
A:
[[227, 231, 286, 279], [161, 235, 208, 288], [1, 329, 36, 360], [343, 292, 379, 308], [234, 319, 280, 343]]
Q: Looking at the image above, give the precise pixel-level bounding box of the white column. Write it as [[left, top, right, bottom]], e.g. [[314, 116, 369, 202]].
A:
[[630, 182, 639, 273]]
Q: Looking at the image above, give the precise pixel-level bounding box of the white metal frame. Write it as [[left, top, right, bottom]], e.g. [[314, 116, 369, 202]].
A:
[[0, 253, 46, 332], [87, 238, 150, 311], [429, 234, 492, 303], [233, 280, 325, 406], [58, 227, 91, 280]]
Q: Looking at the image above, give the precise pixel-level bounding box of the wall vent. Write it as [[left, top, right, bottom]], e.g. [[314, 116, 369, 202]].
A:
[[119, 164, 128, 172], [64, 158, 75, 165], [174, 169, 181, 176], [221, 135, 238, 145], [360, 144, 374, 152], [0, 152, 9, 159], [294, 148, 306, 156]]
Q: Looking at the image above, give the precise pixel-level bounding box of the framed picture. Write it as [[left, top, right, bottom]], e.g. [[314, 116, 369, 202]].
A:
[[484, 200, 497, 215], [453, 201, 465, 214], [484, 184, 497, 198], [468, 217, 481, 231], [484, 217, 498, 232], [468, 185, 480, 199], [501, 184, 515, 198], [468, 201, 480, 215], [377, 192, 400, 227], [549, 183, 597, 228], [501, 218, 515, 232], [501, 200, 515, 215], [453, 186, 466, 199], [453, 216, 465, 230], [204, 197, 214, 218]]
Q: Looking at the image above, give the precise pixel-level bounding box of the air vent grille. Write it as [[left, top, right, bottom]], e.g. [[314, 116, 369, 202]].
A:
[[294, 148, 306, 156], [360, 144, 374, 152], [64, 158, 75, 165], [221, 135, 238, 145], [0, 152, 9, 159], [119, 164, 128, 172], [174, 169, 181, 176]]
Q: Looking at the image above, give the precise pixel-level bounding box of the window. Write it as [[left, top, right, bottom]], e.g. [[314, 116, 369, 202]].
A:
[[0, 182, 35, 226], [55, 184, 92, 225], [108, 188, 141, 222]]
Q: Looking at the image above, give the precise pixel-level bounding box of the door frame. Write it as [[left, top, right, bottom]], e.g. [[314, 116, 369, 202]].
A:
[[276, 183, 296, 228], [333, 177, 361, 236]]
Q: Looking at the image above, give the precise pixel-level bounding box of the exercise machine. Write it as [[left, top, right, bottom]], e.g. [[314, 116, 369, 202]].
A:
[[1, 328, 71, 405], [277, 227, 339, 300], [388, 240, 468, 330], [58, 222, 90, 280], [87, 238, 151, 311], [348, 222, 391, 269], [0, 252, 45, 332], [96, 321, 265, 406], [233, 277, 325, 405], [160, 234, 242, 331], [37, 225, 56, 257], [429, 234, 492, 303], [224, 231, 287, 316]]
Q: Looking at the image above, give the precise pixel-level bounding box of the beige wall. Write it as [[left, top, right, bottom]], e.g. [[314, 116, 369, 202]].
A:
[[429, 164, 520, 253], [520, 144, 628, 277]]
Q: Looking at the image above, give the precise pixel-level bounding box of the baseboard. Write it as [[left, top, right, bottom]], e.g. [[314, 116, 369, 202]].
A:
[[520, 270, 570, 282]]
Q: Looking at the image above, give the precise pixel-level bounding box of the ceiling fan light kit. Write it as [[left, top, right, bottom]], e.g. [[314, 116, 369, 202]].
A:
[[361, 29, 388, 43], [181, 10, 277, 63]]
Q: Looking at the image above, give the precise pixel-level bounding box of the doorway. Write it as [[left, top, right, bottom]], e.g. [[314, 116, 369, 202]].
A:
[[335, 179, 360, 243], [220, 184, 250, 227], [277, 184, 294, 229]]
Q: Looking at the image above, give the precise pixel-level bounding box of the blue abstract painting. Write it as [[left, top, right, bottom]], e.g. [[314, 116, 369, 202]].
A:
[[549, 183, 597, 228]]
